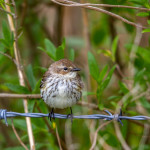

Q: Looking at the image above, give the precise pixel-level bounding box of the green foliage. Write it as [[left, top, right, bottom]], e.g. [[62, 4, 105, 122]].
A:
[[97, 65, 116, 103], [142, 28, 150, 33], [0, 21, 14, 55], [111, 36, 119, 62], [68, 48, 75, 61], [26, 64, 36, 90], [4, 83, 29, 94], [88, 51, 99, 81], [97, 36, 119, 62], [137, 12, 149, 17], [1, 0, 150, 149], [38, 38, 66, 61]]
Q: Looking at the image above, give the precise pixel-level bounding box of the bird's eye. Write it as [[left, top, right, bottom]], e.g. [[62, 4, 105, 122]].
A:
[[64, 67, 68, 71]]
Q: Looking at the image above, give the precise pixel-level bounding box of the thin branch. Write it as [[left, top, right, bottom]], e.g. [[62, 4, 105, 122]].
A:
[[56, 3, 150, 11], [90, 121, 112, 150], [138, 124, 150, 150], [4, 0, 35, 149], [114, 121, 131, 150], [0, 93, 41, 99], [0, 50, 32, 91], [11, 119, 29, 150], [56, 126, 63, 150], [52, 0, 146, 29], [0, 93, 114, 113], [0, 51, 22, 69], [36, 105, 67, 150], [0, 7, 15, 16]]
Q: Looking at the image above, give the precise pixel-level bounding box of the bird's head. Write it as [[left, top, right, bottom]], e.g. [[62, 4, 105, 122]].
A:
[[49, 59, 81, 78]]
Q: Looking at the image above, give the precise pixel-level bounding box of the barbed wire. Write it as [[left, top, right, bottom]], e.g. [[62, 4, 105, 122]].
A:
[[0, 109, 150, 126]]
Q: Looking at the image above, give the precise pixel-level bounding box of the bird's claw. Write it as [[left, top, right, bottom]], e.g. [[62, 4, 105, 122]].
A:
[[67, 113, 73, 123], [48, 108, 55, 121], [67, 107, 73, 123]]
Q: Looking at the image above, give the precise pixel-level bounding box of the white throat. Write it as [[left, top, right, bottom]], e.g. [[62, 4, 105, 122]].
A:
[[64, 72, 77, 78]]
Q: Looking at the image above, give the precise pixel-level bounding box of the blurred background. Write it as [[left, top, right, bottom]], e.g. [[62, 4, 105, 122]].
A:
[[0, 0, 150, 149]]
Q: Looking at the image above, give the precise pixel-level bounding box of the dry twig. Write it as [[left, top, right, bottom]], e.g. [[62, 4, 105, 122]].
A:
[[0, 7, 15, 16], [90, 121, 112, 150], [114, 121, 131, 150], [4, 0, 35, 149], [0, 93, 114, 113], [56, 126, 63, 150], [52, 0, 146, 29], [11, 119, 29, 150]]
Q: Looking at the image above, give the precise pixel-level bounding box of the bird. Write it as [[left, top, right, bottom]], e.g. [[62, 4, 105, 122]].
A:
[[40, 59, 83, 122]]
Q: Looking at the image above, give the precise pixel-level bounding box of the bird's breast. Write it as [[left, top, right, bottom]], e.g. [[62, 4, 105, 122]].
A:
[[41, 76, 82, 109]]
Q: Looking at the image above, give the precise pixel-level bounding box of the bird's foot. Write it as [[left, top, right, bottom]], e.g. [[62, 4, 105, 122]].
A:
[[48, 108, 55, 121], [67, 107, 73, 123]]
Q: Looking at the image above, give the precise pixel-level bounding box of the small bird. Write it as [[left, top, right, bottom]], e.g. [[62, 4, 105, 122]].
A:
[[40, 59, 83, 122]]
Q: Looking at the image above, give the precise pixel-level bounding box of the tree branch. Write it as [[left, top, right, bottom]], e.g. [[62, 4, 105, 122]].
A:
[[54, 2, 150, 11], [0, 7, 15, 16], [11, 119, 29, 150], [51, 0, 146, 29], [0, 93, 114, 113], [4, 0, 35, 149], [90, 121, 112, 150]]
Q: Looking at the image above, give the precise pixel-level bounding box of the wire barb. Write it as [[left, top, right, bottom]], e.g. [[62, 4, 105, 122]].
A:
[[0, 109, 8, 126], [0, 109, 150, 126]]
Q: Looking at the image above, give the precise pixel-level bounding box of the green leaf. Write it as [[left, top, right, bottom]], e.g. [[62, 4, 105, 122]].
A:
[[98, 49, 112, 58], [13, 119, 27, 131], [26, 64, 36, 90], [34, 66, 47, 73], [142, 28, 150, 33], [129, 0, 143, 5], [111, 36, 119, 62], [61, 38, 66, 50], [118, 81, 129, 94], [110, 101, 117, 108], [98, 65, 108, 84], [0, 39, 9, 47], [4, 146, 29, 150], [108, 95, 121, 100], [32, 79, 41, 93], [45, 39, 56, 60], [137, 47, 150, 63], [56, 46, 64, 60], [68, 48, 75, 61], [4, 83, 29, 94], [134, 68, 146, 84], [147, 20, 150, 25], [2, 21, 11, 41], [56, 39, 65, 60], [88, 52, 99, 81], [137, 12, 149, 17], [38, 39, 56, 60], [140, 97, 150, 109], [83, 91, 96, 96], [28, 100, 35, 112], [97, 65, 116, 98], [98, 103, 104, 110], [101, 65, 116, 90]]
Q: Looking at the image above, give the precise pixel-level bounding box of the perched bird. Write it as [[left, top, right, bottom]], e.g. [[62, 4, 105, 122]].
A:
[[40, 59, 83, 121]]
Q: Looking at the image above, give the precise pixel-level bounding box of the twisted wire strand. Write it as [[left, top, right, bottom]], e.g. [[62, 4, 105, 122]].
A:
[[0, 109, 150, 126]]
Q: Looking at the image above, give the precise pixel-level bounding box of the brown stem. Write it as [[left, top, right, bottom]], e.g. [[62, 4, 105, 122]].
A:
[[90, 121, 112, 150], [0, 93, 114, 113], [52, 0, 146, 29], [36, 105, 67, 150], [4, 0, 35, 149], [11, 119, 29, 150]]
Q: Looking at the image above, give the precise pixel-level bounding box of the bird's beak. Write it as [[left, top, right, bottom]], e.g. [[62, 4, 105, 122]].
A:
[[71, 68, 81, 72]]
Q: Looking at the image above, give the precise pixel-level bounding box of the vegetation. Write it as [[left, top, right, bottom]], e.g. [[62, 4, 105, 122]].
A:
[[0, 0, 150, 149]]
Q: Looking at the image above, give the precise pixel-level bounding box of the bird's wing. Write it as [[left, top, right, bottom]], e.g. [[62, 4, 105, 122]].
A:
[[40, 70, 51, 88]]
